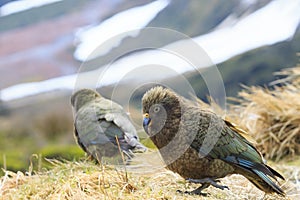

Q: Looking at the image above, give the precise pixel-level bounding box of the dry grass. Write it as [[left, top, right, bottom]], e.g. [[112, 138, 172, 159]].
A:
[[0, 157, 299, 200], [228, 66, 300, 161]]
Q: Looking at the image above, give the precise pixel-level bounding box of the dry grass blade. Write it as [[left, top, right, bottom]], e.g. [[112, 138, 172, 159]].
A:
[[229, 66, 300, 161], [0, 158, 139, 199], [0, 158, 299, 200]]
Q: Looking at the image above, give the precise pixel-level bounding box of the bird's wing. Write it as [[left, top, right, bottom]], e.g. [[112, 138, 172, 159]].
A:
[[93, 98, 146, 150], [95, 98, 139, 139], [77, 100, 145, 150], [192, 110, 282, 180], [75, 106, 120, 147], [193, 111, 285, 195], [101, 111, 148, 151], [223, 118, 257, 145], [75, 105, 138, 158]]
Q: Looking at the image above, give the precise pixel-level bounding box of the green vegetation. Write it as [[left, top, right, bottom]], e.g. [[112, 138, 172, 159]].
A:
[[0, 94, 83, 175], [0, 128, 84, 175], [0, 128, 35, 173]]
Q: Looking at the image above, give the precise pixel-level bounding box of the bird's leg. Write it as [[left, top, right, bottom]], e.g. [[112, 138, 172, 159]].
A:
[[177, 178, 229, 196], [187, 178, 229, 190], [86, 154, 93, 161], [123, 150, 134, 159], [94, 152, 102, 164], [177, 182, 210, 196], [131, 146, 147, 153]]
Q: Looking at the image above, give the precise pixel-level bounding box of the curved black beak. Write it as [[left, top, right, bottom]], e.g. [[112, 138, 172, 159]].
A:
[[143, 113, 151, 134]]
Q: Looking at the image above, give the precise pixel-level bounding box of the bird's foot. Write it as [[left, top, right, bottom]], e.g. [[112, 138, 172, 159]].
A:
[[177, 182, 210, 196], [176, 189, 208, 196], [187, 178, 229, 190], [123, 150, 134, 159], [131, 147, 147, 153]]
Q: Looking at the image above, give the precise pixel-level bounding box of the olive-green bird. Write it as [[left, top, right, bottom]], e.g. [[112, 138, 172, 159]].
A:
[[71, 89, 147, 163], [142, 86, 285, 196]]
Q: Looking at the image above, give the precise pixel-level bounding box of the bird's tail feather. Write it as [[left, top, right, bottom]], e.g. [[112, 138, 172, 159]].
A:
[[266, 165, 285, 180], [228, 157, 285, 196], [244, 168, 285, 196]]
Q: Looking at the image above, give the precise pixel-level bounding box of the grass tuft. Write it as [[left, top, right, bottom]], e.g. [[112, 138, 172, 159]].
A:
[[0, 156, 299, 199], [229, 66, 300, 161]]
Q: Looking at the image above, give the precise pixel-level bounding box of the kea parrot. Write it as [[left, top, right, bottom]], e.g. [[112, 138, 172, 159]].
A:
[[71, 88, 147, 163], [142, 86, 285, 196]]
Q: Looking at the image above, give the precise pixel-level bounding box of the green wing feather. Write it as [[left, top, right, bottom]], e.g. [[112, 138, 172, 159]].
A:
[[191, 110, 285, 195]]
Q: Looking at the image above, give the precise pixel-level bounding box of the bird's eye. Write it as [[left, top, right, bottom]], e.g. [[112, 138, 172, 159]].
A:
[[153, 105, 160, 113]]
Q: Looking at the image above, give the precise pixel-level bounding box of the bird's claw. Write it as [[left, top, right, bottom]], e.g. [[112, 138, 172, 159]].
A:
[[176, 189, 208, 196], [217, 184, 229, 190], [123, 150, 134, 159], [186, 178, 229, 190]]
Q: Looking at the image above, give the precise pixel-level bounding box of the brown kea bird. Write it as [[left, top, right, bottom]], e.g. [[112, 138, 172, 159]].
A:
[[71, 89, 147, 163], [142, 86, 285, 196]]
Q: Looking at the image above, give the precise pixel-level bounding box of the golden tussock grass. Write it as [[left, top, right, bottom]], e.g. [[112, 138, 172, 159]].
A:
[[228, 66, 300, 161], [0, 157, 299, 200]]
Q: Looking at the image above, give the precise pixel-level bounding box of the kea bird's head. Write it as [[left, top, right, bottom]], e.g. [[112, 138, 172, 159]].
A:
[[142, 86, 181, 137], [71, 89, 101, 111]]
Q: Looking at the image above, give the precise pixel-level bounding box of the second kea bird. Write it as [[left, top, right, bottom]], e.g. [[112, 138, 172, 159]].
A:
[[142, 86, 285, 196], [71, 89, 147, 163]]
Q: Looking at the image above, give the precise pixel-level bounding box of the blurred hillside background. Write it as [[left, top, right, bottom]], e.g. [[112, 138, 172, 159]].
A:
[[0, 0, 300, 174]]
